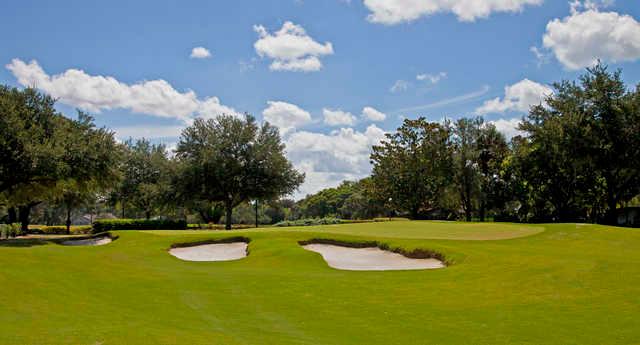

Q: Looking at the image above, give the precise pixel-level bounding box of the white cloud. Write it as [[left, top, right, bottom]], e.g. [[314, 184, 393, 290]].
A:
[[390, 79, 409, 93], [285, 124, 386, 197], [393, 85, 490, 114], [416, 71, 447, 84], [362, 106, 386, 121], [190, 46, 212, 59], [113, 124, 186, 140], [476, 79, 552, 114], [542, 7, 640, 70], [6, 59, 238, 121], [253, 21, 334, 72], [530, 46, 550, 67], [363, 0, 542, 25], [262, 101, 312, 134], [488, 118, 524, 139], [323, 108, 357, 126]]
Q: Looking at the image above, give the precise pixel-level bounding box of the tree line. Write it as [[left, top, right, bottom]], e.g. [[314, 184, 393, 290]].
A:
[[294, 63, 640, 225], [1, 63, 639, 232], [0, 88, 303, 232]]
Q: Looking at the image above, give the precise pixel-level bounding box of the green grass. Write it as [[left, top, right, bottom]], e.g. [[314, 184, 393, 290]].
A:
[[0, 221, 638, 344]]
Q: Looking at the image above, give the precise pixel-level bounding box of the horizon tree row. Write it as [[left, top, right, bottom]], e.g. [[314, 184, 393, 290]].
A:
[[2, 62, 639, 230], [0, 86, 304, 232], [365, 63, 640, 224]]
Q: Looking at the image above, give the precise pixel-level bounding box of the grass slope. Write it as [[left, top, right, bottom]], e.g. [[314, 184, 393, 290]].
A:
[[0, 221, 638, 344]]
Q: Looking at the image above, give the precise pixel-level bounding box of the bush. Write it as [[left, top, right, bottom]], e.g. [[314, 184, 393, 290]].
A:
[[275, 217, 344, 227], [92, 219, 187, 232], [188, 223, 256, 230], [274, 217, 410, 227], [372, 217, 410, 222], [0, 223, 22, 239], [32, 225, 93, 235]]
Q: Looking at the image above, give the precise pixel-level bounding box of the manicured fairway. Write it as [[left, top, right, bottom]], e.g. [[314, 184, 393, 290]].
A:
[[0, 221, 638, 344]]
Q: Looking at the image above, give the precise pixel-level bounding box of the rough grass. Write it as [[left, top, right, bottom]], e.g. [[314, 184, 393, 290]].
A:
[[0, 222, 638, 344]]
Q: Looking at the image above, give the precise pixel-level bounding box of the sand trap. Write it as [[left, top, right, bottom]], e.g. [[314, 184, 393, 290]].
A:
[[303, 244, 444, 271], [62, 237, 112, 246], [169, 242, 248, 262]]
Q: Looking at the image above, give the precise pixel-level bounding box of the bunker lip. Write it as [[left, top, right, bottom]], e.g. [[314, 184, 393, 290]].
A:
[[169, 237, 250, 262], [59, 232, 117, 246], [299, 238, 447, 271]]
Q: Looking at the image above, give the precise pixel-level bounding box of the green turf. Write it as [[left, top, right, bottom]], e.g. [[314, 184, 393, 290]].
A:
[[0, 221, 638, 344]]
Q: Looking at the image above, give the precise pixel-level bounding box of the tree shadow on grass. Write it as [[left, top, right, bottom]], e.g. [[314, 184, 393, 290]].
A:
[[0, 238, 49, 247]]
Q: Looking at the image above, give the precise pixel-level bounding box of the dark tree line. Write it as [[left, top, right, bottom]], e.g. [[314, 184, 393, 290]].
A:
[[1, 87, 304, 232], [2, 63, 638, 230], [366, 63, 640, 224], [0, 86, 120, 233]]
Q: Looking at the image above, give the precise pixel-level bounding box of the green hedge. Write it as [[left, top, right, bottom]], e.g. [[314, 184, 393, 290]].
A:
[[30, 225, 93, 235], [274, 217, 409, 227], [92, 219, 187, 232], [275, 217, 344, 227], [0, 223, 22, 239], [188, 223, 256, 230]]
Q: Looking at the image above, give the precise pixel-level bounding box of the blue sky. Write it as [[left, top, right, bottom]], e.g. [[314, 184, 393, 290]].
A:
[[2, 0, 639, 197]]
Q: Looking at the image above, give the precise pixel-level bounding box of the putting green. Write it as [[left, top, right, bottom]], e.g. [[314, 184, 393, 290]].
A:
[[0, 222, 638, 344]]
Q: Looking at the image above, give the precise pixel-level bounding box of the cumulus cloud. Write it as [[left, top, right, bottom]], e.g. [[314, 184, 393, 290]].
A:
[[262, 101, 312, 134], [362, 106, 386, 121], [190, 46, 212, 59], [285, 124, 386, 197], [363, 0, 542, 25], [542, 5, 640, 70], [323, 108, 357, 126], [476, 79, 552, 114], [6, 59, 237, 121], [488, 118, 524, 139], [113, 124, 186, 141], [253, 21, 334, 72], [416, 72, 447, 84], [390, 79, 409, 93]]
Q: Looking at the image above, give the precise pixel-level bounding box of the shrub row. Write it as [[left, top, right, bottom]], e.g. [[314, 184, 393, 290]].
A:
[[275, 217, 410, 227], [188, 223, 256, 230], [0, 223, 22, 239], [92, 219, 187, 232], [275, 217, 344, 227], [29, 225, 93, 235], [372, 217, 411, 222]]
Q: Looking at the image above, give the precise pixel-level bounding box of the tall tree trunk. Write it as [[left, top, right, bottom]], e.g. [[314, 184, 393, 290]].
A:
[[460, 190, 472, 222], [145, 210, 151, 220], [18, 205, 31, 234], [255, 200, 259, 228], [479, 199, 486, 222], [121, 200, 125, 219], [198, 210, 211, 224], [7, 207, 17, 224], [66, 207, 72, 235], [410, 205, 419, 220], [606, 193, 618, 226], [225, 200, 233, 230]]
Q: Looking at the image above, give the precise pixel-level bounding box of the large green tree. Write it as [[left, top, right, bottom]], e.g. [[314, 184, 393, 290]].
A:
[[0, 87, 120, 231], [520, 63, 640, 223], [476, 123, 509, 221], [112, 139, 171, 220], [55, 112, 120, 232], [452, 117, 482, 221], [370, 118, 453, 219], [175, 115, 304, 229]]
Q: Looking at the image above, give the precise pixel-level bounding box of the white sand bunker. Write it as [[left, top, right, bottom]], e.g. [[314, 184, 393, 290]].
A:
[[303, 244, 444, 271], [62, 237, 112, 246], [169, 242, 248, 262]]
